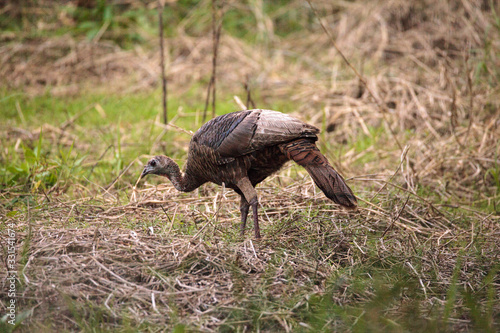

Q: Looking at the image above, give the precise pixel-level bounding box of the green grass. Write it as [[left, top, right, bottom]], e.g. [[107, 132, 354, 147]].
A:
[[0, 86, 247, 197], [0, 82, 313, 208], [0, 0, 312, 47]]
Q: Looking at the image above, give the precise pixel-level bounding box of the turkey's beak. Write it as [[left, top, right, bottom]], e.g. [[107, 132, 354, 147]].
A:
[[140, 165, 152, 179]]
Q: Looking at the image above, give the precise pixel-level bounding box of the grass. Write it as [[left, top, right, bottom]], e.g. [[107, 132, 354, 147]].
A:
[[0, 86, 236, 194], [1, 85, 498, 331], [1, 0, 500, 332], [2, 87, 498, 331], [0, 0, 310, 47]]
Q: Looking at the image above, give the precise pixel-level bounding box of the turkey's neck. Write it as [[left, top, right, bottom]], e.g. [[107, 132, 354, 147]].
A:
[[160, 163, 202, 192]]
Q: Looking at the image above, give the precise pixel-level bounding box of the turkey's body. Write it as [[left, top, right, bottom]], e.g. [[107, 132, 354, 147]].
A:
[[185, 110, 318, 189], [142, 109, 357, 238], [186, 143, 289, 190]]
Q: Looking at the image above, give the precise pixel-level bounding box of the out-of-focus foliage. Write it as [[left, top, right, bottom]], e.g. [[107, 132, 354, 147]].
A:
[[0, 0, 312, 46]]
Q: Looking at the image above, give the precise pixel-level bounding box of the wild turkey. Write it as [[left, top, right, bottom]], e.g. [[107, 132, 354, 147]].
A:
[[141, 109, 357, 238]]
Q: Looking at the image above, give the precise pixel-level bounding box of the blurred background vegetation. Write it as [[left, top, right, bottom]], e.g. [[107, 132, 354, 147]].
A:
[[0, 0, 499, 332]]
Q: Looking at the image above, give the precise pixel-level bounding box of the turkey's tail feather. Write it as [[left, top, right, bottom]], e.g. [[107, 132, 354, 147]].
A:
[[281, 139, 357, 208]]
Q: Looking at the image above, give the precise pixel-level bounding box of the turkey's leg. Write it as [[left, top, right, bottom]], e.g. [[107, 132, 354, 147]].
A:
[[249, 197, 260, 239], [239, 195, 250, 236], [236, 177, 261, 239]]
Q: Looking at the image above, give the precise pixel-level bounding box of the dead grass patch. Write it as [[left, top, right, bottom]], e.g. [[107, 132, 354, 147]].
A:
[[1, 174, 498, 330]]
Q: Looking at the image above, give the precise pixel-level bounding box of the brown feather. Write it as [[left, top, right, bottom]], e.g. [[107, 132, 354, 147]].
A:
[[279, 139, 357, 208], [142, 109, 357, 238]]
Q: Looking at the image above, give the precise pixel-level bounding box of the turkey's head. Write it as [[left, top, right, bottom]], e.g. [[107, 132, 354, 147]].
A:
[[141, 155, 177, 179]]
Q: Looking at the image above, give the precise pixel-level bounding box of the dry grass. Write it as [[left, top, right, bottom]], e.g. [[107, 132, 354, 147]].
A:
[[3, 175, 499, 331], [1, 0, 500, 331], [1, 167, 499, 333]]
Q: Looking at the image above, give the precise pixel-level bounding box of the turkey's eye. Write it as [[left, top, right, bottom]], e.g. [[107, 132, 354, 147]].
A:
[[150, 160, 157, 167]]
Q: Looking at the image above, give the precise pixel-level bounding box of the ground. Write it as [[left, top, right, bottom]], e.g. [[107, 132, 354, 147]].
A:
[[0, 0, 499, 332]]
